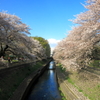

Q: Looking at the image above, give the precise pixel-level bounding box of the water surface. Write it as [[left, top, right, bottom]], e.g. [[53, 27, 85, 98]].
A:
[[26, 61, 62, 100]]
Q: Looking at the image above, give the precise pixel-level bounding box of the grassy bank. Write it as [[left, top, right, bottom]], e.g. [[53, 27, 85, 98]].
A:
[[59, 87, 67, 100], [57, 63, 100, 100], [89, 60, 100, 68], [0, 61, 45, 100], [69, 70, 100, 100]]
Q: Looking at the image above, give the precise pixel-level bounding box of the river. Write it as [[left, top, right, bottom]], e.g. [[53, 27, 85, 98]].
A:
[[26, 61, 62, 100]]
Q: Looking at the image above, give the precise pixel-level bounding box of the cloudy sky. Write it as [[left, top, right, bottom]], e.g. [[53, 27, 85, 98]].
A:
[[47, 39, 60, 52], [0, 0, 86, 51]]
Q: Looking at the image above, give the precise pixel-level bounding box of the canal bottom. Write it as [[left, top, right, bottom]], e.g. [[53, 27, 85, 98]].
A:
[[26, 61, 62, 100]]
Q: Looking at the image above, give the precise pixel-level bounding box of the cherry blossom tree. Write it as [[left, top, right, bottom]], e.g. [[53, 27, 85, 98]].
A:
[[0, 12, 30, 57], [53, 0, 100, 71], [0, 12, 47, 64]]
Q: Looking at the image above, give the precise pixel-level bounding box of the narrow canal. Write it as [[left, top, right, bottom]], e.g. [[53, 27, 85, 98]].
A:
[[26, 61, 62, 100]]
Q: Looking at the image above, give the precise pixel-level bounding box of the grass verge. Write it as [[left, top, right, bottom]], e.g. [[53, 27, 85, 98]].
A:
[[89, 60, 100, 68], [0, 61, 45, 100], [57, 63, 100, 100], [59, 87, 67, 100], [67, 71, 100, 100]]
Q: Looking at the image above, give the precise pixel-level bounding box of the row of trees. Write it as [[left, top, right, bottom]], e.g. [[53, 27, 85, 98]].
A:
[[32, 36, 51, 58], [53, 0, 100, 71], [0, 12, 50, 66]]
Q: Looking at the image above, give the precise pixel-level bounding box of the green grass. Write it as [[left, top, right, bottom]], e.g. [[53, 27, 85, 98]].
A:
[[89, 60, 100, 68], [58, 61, 100, 100], [67, 78, 74, 85], [69, 72, 100, 100], [59, 87, 67, 100], [57, 63, 66, 72], [97, 84, 100, 88], [67, 77, 83, 93], [78, 89, 83, 92], [12, 60, 19, 62]]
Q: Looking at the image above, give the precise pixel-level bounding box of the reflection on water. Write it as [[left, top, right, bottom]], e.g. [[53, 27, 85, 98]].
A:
[[49, 61, 55, 70], [26, 61, 61, 100], [49, 70, 53, 74]]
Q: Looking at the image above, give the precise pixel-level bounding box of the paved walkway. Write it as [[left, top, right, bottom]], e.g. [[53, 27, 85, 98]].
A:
[[0, 60, 34, 70]]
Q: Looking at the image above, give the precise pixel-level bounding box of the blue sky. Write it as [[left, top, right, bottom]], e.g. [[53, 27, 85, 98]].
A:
[[0, 0, 86, 51]]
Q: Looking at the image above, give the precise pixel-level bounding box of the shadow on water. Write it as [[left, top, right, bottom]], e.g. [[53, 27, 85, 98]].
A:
[[26, 61, 62, 100]]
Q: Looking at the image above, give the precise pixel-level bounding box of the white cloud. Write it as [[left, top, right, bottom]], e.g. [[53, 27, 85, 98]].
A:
[[47, 38, 61, 53], [51, 47, 55, 53], [48, 39, 60, 44]]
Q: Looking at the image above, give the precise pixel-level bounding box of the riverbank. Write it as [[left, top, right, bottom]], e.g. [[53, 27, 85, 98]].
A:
[[0, 60, 50, 100], [56, 62, 100, 100], [56, 65, 90, 100]]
